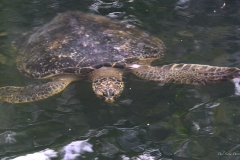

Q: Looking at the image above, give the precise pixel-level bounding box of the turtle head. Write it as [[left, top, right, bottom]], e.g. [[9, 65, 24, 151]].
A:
[[92, 76, 124, 103]]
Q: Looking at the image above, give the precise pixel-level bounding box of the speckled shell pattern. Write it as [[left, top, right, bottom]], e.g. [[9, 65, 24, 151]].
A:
[[16, 11, 166, 79]]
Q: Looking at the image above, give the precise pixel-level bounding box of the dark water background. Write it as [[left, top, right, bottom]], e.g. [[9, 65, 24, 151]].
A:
[[0, 0, 240, 159]]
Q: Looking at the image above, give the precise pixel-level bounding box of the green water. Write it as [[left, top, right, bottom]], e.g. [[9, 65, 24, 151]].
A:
[[0, 0, 240, 159]]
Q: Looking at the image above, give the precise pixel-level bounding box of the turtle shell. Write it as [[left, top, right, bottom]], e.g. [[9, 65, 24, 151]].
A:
[[16, 11, 166, 79]]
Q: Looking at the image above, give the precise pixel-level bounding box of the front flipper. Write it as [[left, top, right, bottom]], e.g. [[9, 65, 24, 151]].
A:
[[131, 64, 240, 85], [0, 80, 72, 103]]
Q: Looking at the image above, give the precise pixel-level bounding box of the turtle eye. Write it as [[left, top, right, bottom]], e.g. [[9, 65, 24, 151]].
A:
[[103, 92, 107, 97]]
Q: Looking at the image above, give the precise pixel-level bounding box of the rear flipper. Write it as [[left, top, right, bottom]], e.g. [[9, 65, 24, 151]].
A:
[[0, 80, 71, 103], [131, 64, 240, 85]]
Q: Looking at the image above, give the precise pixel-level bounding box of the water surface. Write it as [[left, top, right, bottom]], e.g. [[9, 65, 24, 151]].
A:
[[0, 0, 240, 159]]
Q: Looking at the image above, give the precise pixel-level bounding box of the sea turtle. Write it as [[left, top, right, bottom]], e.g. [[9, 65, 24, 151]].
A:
[[0, 11, 239, 103]]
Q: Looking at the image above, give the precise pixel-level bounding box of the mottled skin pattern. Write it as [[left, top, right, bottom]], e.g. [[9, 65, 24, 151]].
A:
[[90, 67, 124, 102], [0, 81, 71, 103], [133, 64, 240, 85], [0, 11, 239, 103]]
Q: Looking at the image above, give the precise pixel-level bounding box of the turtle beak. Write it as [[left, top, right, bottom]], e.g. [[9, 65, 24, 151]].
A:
[[103, 89, 115, 103], [104, 97, 115, 103]]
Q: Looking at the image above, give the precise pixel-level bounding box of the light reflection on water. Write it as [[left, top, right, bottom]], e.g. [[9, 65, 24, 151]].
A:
[[0, 0, 240, 159], [8, 140, 93, 160]]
